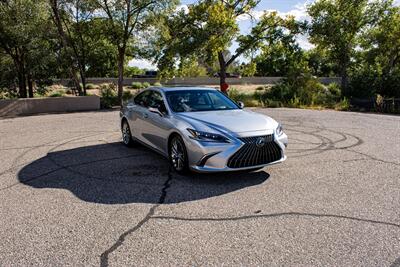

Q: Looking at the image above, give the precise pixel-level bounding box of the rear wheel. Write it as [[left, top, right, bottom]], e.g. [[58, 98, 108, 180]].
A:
[[169, 135, 189, 174], [121, 120, 135, 147]]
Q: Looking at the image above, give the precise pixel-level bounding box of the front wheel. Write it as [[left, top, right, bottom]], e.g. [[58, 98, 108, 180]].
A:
[[121, 120, 135, 147], [169, 135, 189, 174]]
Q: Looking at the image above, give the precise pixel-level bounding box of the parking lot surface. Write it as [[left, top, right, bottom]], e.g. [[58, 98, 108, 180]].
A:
[[0, 108, 399, 266]]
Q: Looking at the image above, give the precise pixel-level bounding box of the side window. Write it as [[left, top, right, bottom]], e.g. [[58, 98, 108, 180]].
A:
[[147, 91, 164, 108], [134, 91, 151, 107]]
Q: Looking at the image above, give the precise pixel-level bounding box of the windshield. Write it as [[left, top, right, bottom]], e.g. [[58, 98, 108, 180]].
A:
[[165, 90, 239, 112]]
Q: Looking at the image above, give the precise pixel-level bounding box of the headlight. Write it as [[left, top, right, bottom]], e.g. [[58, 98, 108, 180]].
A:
[[276, 123, 284, 136], [187, 129, 230, 143]]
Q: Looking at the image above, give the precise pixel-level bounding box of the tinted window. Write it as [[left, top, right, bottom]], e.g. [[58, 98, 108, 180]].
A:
[[134, 91, 151, 107], [147, 91, 164, 108], [165, 90, 239, 112]]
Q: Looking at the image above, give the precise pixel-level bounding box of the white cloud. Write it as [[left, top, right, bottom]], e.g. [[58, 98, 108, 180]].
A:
[[128, 59, 157, 70], [237, 2, 314, 51], [238, 1, 312, 22], [297, 34, 314, 50], [176, 4, 189, 14]]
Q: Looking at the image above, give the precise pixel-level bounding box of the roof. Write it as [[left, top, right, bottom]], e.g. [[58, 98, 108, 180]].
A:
[[157, 86, 218, 92]]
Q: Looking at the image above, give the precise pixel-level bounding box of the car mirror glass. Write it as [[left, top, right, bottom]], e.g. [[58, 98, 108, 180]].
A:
[[148, 106, 163, 116]]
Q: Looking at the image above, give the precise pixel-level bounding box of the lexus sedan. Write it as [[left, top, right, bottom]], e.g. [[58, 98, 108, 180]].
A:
[[120, 87, 288, 173]]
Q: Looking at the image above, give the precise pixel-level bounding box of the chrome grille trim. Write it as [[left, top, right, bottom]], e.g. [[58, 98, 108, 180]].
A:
[[227, 134, 282, 168]]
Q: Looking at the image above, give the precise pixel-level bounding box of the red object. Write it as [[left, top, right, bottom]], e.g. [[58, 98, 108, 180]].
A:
[[221, 83, 229, 93]]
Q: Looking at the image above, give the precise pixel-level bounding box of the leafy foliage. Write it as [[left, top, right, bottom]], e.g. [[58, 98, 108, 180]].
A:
[[100, 83, 118, 108], [131, 82, 144, 89]]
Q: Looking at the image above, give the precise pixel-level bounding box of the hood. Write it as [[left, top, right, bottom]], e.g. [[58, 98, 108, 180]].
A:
[[176, 109, 277, 134]]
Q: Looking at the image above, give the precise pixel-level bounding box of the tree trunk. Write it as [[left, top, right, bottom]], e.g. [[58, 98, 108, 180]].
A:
[[17, 63, 27, 98], [69, 69, 81, 96], [117, 47, 125, 105], [80, 68, 86, 96], [27, 73, 34, 98], [340, 66, 348, 97], [50, 0, 82, 95], [18, 70, 27, 98], [218, 52, 228, 94]]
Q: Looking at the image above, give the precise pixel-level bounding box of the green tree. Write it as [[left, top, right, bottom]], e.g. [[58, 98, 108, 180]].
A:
[[84, 18, 119, 78], [124, 66, 145, 77], [307, 0, 387, 95], [158, 1, 301, 91], [362, 3, 399, 75], [254, 37, 304, 77], [305, 48, 338, 77], [240, 61, 257, 77], [50, 0, 84, 95], [94, 0, 177, 104], [177, 56, 208, 77], [352, 1, 400, 97], [0, 0, 52, 97]]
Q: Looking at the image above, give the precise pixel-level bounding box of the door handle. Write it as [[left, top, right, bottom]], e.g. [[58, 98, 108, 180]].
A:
[[143, 113, 148, 119]]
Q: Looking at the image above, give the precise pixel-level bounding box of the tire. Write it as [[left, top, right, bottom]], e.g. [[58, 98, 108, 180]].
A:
[[169, 135, 189, 174], [121, 119, 135, 147]]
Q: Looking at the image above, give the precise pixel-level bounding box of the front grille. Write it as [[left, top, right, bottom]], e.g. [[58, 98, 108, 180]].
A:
[[227, 134, 282, 168]]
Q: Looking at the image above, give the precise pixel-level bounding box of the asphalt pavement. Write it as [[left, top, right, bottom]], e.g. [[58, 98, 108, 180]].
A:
[[0, 108, 399, 266]]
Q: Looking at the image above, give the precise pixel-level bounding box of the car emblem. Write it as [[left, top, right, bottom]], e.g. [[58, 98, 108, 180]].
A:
[[256, 137, 266, 148]]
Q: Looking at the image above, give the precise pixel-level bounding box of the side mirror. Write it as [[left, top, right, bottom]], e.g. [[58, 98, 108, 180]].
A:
[[148, 107, 163, 116], [148, 103, 167, 116], [237, 101, 245, 109]]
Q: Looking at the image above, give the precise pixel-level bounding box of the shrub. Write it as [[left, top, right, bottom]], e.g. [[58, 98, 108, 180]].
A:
[[0, 88, 18, 99], [100, 83, 118, 108], [264, 99, 283, 108], [86, 83, 96, 89], [265, 73, 340, 107], [131, 82, 143, 89], [122, 90, 134, 102], [153, 82, 162, 87], [35, 85, 50, 96], [335, 97, 350, 111], [228, 88, 261, 107], [48, 90, 65, 97], [142, 82, 150, 88], [327, 83, 341, 97]]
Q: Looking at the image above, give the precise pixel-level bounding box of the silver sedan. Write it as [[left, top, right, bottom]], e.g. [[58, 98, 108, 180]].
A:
[[120, 87, 288, 173]]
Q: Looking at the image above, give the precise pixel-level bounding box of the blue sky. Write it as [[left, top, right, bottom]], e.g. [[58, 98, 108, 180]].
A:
[[130, 0, 312, 69]]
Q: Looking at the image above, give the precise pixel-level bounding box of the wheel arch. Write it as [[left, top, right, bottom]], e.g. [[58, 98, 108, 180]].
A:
[[167, 131, 183, 155], [121, 116, 129, 129]]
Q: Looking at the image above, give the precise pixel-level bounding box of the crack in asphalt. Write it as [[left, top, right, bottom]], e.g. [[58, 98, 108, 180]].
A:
[[347, 149, 400, 167], [151, 212, 400, 228], [99, 168, 173, 267]]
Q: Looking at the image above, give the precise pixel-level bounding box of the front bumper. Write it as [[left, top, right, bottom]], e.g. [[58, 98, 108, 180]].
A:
[[185, 131, 288, 173]]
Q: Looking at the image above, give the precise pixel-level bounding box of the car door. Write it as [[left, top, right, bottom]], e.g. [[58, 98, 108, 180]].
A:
[[140, 90, 172, 155], [127, 90, 152, 142]]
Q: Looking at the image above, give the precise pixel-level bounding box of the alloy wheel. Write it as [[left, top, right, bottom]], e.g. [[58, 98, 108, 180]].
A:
[[170, 137, 187, 172], [122, 121, 132, 145]]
